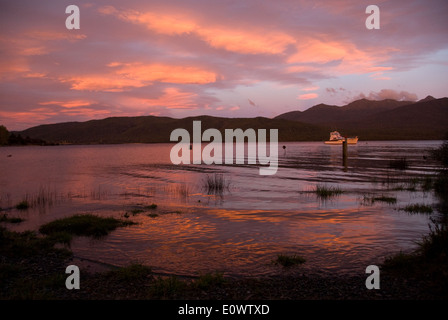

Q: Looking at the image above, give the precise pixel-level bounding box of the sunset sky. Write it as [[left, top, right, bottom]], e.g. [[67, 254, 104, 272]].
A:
[[1, 0, 447, 130]]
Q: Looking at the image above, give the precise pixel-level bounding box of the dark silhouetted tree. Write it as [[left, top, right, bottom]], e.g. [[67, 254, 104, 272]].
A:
[[0, 125, 9, 145]]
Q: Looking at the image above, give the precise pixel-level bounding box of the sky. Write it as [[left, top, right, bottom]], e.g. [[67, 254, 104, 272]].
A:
[[0, 0, 447, 131]]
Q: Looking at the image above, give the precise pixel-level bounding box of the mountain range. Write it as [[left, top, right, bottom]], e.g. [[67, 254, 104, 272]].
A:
[[17, 96, 448, 144], [275, 96, 448, 140]]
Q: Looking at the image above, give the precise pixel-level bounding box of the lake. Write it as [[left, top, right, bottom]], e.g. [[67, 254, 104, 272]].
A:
[[0, 140, 444, 278]]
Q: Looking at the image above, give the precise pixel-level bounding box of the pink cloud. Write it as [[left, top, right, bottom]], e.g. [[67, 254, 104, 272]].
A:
[[352, 89, 418, 101], [39, 100, 93, 108], [0, 0, 447, 130], [297, 93, 318, 100]]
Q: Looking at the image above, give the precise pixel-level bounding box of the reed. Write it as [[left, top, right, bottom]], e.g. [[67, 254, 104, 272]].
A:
[[15, 200, 29, 210], [314, 184, 344, 199], [0, 213, 24, 223], [401, 203, 433, 214], [203, 173, 230, 194], [274, 254, 306, 267], [193, 272, 226, 289], [39, 214, 136, 238], [362, 194, 397, 205], [389, 157, 409, 170]]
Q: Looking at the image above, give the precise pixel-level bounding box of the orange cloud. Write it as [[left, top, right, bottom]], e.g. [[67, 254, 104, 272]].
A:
[[23, 72, 47, 78], [297, 93, 318, 100], [24, 31, 87, 41], [100, 6, 295, 55], [112, 62, 216, 84], [59, 108, 111, 117], [63, 75, 145, 92], [65, 62, 216, 92], [0, 110, 57, 123], [198, 27, 294, 55], [39, 100, 93, 108], [21, 46, 48, 56], [288, 38, 393, 75], [120, 87, 199, 110], [124, 10, 197, 35], [0, 61, 30, 79]]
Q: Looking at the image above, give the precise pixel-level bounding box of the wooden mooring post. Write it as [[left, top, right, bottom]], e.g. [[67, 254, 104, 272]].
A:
[[342, 139, 348, 167]]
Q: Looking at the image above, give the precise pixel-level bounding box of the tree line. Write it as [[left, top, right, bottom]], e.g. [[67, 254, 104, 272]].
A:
[[0, 125, 51, 146]]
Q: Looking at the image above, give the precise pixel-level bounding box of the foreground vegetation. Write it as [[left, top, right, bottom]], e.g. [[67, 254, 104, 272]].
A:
[[382, 219, 448, 297], [273, 254, 306, 267], [1, 139, 448, 300], [314, 185, 344, 199], [39, 214, 136, 239], [1, 209, 446, 300]]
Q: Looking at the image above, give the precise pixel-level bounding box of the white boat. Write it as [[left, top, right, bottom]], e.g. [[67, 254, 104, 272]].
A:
[[324, 131, 358, 145]]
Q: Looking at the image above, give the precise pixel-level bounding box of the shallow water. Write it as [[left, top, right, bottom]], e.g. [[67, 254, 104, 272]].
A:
[[0, 140, 444, 277]]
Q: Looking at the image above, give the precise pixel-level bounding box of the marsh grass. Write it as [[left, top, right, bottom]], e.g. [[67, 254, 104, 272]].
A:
[[164, 183, 192, 198], [314, 185, 344, 199], [203, 173, 230, 195], [383, 219, 448, 288], [0, 193, 12, 210], [15, 200, 29, 210], [434, 172, 448, 196], [0, 226, 72, 259], [147, 213, 159, 218], [382, 175, 432, 192], [418, 220, 448, 259], [124, 203, 158, 218], [193, 272, 226, 289], [130, 209, 144, 215], [0, 213, 24, 223], [32, 186, 56, 207], [362, 194, 397, 205], [0, 226, 73, 299], [389, 157, 409, 170], [400, 204, 433, 214], [39, 214, 136, 238], [274, 254, 306, 267], [421, 176, 434, 192], [149, 276, 187, 298], [90, 186, 110, 200]]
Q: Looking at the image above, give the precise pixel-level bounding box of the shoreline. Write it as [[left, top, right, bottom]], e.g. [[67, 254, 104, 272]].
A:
[[1, 249, 443, 300]]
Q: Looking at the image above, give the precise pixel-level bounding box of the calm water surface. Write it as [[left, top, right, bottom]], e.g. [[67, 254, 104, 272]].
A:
[[0, 141, 444, 277]]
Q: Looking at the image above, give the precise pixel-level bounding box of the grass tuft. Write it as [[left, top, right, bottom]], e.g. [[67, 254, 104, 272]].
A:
[[274, 254, 306, 267], [203, 173, 230, 194], [39, 214, 136, 238], [130, 209, 144, 215], [0, 213, 24, 223], [362, 195, 397, 205], [149, 276, 187, 298], [147, 213, 159, 218], [400, 204, 433, 214], [0, 226, 72, 259], [193, 272, 226, 289], [15, 201, 29, 210], [314, 185, 343, 199], [418, 220, 448, 259], [389, 157, 409, 170]]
